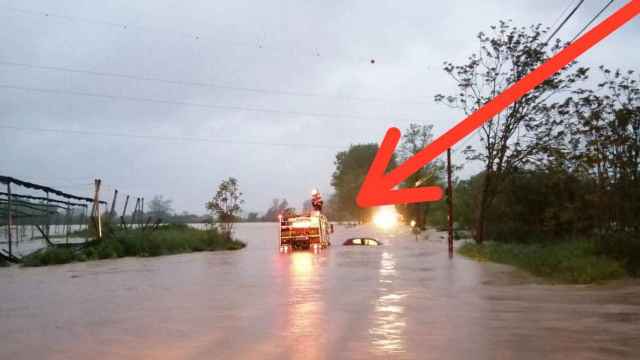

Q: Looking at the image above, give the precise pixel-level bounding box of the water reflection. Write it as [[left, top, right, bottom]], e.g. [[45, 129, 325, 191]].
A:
[[370, 251, 407, 354], [284, 251, 326, 359]]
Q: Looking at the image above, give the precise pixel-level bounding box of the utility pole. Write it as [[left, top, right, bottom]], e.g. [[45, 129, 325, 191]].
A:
[[7, 182, 12, 258], [447, 148, 454, 258]]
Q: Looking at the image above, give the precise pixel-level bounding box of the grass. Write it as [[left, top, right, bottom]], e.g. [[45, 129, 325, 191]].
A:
[[458, 239, 627, 284], [21, 224, 245, 267]]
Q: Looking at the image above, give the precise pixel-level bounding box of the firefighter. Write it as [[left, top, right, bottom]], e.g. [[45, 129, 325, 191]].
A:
[[311, 189, 323, 212]]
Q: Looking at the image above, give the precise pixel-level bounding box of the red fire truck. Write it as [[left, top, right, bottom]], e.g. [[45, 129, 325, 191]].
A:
[[278, 190, 332, 251]]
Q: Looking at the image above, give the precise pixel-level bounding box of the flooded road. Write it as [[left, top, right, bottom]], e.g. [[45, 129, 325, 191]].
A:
[[1, 223, 639, 359]]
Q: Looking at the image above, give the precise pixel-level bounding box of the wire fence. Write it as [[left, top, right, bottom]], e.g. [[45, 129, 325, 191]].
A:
[[0, 176, 150, 262]]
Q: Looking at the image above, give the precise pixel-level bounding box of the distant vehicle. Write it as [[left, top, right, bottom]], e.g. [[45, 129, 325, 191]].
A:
[[343, 237, 381, 246], [278, 190, 332, 251]]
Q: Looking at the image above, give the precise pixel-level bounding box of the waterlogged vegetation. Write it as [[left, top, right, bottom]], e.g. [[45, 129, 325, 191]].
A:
[[14, 177, 248, 267], [458, 239, 638, 284], [22, 224, 245, 267]]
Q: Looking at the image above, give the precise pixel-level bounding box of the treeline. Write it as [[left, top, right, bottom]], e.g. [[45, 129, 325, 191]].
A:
[[244, 198, 334, 222], [429, 21, 639, 274], [326, 21, 639, 274], [429, 22, 639, 242]]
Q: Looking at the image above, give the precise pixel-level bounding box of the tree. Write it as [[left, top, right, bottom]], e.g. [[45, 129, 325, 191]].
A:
[[206, 177, 244, 239], [435, 20, 588, 243], [397, 123, 444, 229], [331, 144, 395, 222], [246, 212, 260, 222], [147, 195, 173, 220], [559, 66, 640, 233], [261, 198, 291, 221]]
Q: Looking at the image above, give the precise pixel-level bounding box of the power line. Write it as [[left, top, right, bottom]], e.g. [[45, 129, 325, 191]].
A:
[[545, 0, 585, 43], [1, 5, 377, 65], [570, 0, 616, 43], [0, 84, 421, 123], [1, 5, 254, 46], [0, 123, 346, 149], [0, 60, 430, 105], [549, 0, 580, 30]]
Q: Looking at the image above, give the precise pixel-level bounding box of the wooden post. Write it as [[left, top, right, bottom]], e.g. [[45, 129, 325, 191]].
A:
[[141, 197, 144, 229], [46, 191, 50, 239], [133, 198, 140, 228], [80, 205, 87, 243], [93, 179, 102, 240], [447, 148, 454, 259], [65, 204, 70, 244], [121, 195, 130, 229], [7, 182, 12, 258], [109, 189, 118, 219]]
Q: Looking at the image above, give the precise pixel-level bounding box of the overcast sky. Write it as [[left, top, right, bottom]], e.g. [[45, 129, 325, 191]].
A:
[[1, 0, 639, 214]]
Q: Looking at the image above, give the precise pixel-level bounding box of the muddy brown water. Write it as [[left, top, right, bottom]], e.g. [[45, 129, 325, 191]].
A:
[[1, 223, 639, 359]]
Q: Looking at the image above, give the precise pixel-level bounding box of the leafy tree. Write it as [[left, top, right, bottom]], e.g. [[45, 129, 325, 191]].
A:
[[206, 177, 244, 239], [147, 195, 173, 220], [245, 212, 260, 222], [559, 66, 640, 232], [261, 198, 291, 221], [435, 20, 588, 243], [396, 123, 444, 229], [331, 144, 395, 222], [429, 175, 476, 231]]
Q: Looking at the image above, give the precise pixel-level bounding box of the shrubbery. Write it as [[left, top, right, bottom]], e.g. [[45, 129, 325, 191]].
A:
[[596, 231, 640, 277], [459, 240, 626, 284], [21, 223, 245, 267]]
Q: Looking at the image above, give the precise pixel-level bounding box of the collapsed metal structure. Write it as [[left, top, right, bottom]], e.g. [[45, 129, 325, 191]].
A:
[[0, 176, 106, 263]]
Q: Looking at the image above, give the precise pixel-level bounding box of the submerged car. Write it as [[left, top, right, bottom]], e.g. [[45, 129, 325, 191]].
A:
[[342, 237, 381, 246]]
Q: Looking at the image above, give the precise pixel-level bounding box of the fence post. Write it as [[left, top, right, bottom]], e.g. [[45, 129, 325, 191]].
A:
[[121, 195, 130, 229], [46, 191, 50, 240], [65, 204, 70, 244], [93, 179, 102, 240], [133, 198, 140, 228], [7, 182, 12, 258], [109, 189, 118, 219]]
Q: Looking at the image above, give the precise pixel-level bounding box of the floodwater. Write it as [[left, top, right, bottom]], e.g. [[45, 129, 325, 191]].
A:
[[1, 224, 87, 256], [1, 223, 639, 359]]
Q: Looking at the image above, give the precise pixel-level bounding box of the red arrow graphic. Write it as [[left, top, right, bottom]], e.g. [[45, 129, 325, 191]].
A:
[[357, 0, 640, 208]]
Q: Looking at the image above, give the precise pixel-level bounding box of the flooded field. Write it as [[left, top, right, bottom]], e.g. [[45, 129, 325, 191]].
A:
[[1, 223, 639, 359], [0, 224, 87, 256]]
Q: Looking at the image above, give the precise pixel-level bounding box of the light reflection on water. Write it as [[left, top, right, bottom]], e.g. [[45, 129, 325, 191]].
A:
[[370, 251, 407, 354], [283, 251, 326, 359]]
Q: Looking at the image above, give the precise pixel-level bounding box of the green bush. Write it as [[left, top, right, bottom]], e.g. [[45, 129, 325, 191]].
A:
[[459, 240, 626, 284], [596, 231, 640, 276], [21, 224, 246, 267], [22, 247, 78, 266]]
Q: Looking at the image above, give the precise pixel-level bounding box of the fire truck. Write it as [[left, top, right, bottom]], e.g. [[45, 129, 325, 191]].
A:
[[278, 190, 332, 251]]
